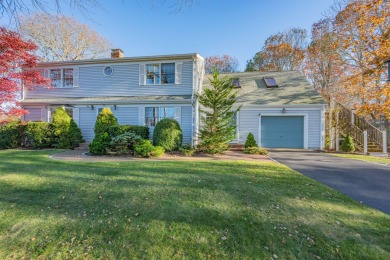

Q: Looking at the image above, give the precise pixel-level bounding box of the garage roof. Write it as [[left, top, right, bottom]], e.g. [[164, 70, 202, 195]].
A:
[[202, 71, 326, 106]]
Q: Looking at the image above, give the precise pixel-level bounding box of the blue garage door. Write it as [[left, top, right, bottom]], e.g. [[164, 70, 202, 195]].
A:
[[261, 116, 304, 148]]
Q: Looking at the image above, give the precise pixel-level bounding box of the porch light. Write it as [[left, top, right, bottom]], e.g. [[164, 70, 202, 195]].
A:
[[282, 108, 286, 114], [113, 105, 117, 110], [91, 105, 94, 110]]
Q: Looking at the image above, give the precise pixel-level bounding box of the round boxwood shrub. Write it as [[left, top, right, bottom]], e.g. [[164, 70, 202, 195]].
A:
[[341, 134, 355, 152], [245, 132, 258, 148], [94, 108, 118, 135], [153, 118, 182, 151]]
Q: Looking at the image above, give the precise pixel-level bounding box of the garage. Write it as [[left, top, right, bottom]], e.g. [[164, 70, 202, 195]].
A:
[[261, 116, 304, 148]]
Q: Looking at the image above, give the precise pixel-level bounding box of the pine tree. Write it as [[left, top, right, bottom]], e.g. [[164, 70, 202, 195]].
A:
[[196, 71, 241, 154], [245, 132, 258, 148]]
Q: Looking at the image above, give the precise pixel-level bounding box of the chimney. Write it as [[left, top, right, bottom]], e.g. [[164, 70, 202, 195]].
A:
[[111, 48, 124, 58]]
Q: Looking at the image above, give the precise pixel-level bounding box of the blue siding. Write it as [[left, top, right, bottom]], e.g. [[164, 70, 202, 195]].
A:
[[181, 106, 192, 145], [25, 61, 194, 98], [238, 108, 322, 149], [24, 108, 42, 121]]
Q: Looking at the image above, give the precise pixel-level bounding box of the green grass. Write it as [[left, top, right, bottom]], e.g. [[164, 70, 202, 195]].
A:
[[330, 153, 390, 165], [0, 150, 389, 259]]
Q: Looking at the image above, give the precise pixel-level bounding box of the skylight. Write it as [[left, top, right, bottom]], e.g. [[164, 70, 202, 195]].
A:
[[263, 77, 278, 88]]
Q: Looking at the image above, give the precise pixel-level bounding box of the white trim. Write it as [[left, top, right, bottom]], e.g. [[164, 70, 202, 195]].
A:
[[258, 113, 308, 149], [240, 106, 325, 111]]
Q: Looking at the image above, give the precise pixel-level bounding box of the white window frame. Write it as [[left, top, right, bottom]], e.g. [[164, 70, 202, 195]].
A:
[[140, 62, 182, 86], [49, 68, 75, 88], [145, 63, 175, 85], [144, 106, 176, 127]]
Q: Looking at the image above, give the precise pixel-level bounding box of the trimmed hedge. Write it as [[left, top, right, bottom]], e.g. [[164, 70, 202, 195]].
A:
[[0, 121, 26, 149], [109, 125, 149, 139], [153, 118, 182, 151], [23, 122, 52, 149]]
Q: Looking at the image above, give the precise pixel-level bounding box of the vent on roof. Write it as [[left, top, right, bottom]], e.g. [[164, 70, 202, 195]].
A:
[[231, 78, 241, 88], [263, 77, 278, 88]]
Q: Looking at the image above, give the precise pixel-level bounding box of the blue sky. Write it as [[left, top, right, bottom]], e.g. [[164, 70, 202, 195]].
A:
[[6, 0, 335, 70]]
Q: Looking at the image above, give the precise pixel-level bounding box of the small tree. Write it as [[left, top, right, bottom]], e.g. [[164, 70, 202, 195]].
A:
[[340, 134, 355, 152], [89, 108, 118, 155], [196, 71, 240, 154], [52, 107, 71, 148], [68, 119, 83, 147], [94, 108, 118, 135], [245, 133, 258, 148]]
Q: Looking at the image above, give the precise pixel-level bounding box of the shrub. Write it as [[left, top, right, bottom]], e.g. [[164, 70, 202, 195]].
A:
[[340, 134, 355, 152], [134, 140, 165, 157], [179, 143, 195, 156], [243, 147, 268, 155], [68, 119, 84, 148], [245, 132, 258, 148], [153, 118, 182, 151], [89, 132, 111, 155], [94, 108, 118, 135], [51, 107, 72, 148], [197, 142, 229, 155], [0, 121, 25, 149], [108, 132, 143, 155], [109, 125, 149, 139], [23, 122, 52, 149]]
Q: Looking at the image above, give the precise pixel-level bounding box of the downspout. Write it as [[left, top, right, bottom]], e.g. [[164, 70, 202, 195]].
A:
[[191, 55, 197, 147]]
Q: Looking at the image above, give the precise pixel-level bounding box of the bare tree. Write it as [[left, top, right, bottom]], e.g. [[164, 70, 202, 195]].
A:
[[205, 55, 239, 74], [0, 0, 100, 25], [20, 13, 112, 61]]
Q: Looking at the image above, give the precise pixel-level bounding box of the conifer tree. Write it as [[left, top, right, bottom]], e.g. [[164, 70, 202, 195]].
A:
[[196, 71, 240, 154]]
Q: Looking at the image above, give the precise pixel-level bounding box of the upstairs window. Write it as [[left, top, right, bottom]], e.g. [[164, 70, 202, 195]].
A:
[[144, 63, 176, 85], [50, 68, 74, 88]]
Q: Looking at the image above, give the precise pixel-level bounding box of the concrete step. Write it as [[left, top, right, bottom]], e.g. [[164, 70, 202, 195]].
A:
[[75, 143, 89, 150], [368, 152, 389, 158]]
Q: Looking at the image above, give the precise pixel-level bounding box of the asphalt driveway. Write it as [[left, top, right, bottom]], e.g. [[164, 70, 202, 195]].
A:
[[268, 149, 390, 215]]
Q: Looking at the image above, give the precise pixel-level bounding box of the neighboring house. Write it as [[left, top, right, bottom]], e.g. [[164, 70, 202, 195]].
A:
[[202, 71, 327, 149], [21, 50, 326, 149]]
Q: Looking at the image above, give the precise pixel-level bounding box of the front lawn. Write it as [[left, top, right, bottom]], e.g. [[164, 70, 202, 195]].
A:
[[0, 150, 389, 259], [330, 153, 390, 165]]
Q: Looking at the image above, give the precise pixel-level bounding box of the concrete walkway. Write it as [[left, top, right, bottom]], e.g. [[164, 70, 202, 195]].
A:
[[50, 148, 272, 162], [269, 149, 390, 215]]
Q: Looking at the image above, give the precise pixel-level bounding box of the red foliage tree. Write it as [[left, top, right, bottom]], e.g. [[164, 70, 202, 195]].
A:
[[0, 27, 49, 123]]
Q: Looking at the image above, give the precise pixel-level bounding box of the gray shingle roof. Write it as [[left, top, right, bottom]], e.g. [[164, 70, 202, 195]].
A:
[[202, 71, 326, 106]]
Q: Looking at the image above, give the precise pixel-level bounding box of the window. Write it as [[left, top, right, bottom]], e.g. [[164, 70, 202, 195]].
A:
[[161, 63, 175, 84], [145, 107, 175, 127], [146, 65, 160, 85], [50, 68, 74, 88], [145, 63, 175, 85], [145, 107, 159, 127], [48, 106, 73, 122], [104, 66, 113, 76]]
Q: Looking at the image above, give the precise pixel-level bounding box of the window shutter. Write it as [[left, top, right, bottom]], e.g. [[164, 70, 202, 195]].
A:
[[175, 62, 182, 84], [139, 64, 145, 85], [138, 107, 145, 126], [174, 107, 181, 125], [73, 108, 80, 126], [40, 108, 47, 122], [73, 67, 79, 87]]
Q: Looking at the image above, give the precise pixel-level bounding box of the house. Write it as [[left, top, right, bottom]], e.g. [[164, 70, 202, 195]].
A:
[[202, 71, 327, 149], [21, 50, 326, 149], [21, 50, 205, 146]]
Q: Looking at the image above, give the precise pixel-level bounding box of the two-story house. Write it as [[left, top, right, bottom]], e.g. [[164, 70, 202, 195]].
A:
[[21, 50, 204, 145], [21, 50, 326, 149]]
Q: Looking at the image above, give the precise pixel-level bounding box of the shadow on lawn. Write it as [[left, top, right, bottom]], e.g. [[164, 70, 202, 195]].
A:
[[0, 151, 390, 258]]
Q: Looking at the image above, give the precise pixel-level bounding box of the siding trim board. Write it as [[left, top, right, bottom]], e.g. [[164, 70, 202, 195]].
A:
[[258, 113, 309, 149]]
